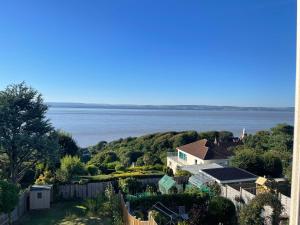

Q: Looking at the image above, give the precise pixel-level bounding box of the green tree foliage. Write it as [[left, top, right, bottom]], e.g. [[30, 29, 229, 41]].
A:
[[0, 83, 58, 183], [0, 180, 19, 224], [88, 151, 118, 168], [88, 130, 234, 171], [57, 131, 79, 157], [231, 149, 264, 176], [86, 164, 99, 176], [118, 177, 143, 194], [175, 169, 192, 177], [262, 152, 283, 177], [239, 193, 282, 225], [231, 149, 283, 177], [56, 155, 86, 182], [232, 124, 292, 178], [188, 203, 209, 225], [207, 196, 237, 225], [206, 182, 221, 196]]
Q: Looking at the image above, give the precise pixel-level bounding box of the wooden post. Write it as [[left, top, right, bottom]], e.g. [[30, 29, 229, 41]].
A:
[[290, 1, 300, 223]]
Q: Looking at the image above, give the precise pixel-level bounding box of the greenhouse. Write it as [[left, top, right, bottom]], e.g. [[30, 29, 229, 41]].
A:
[[159, 175, 184, 194]]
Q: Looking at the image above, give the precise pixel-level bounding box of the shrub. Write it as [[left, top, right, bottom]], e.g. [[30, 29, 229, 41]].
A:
[[129, 193, 209, 213], [239, 193, 282, 225], [86, 165, 99, 176], [175, 169, 191, 177], [115, 164, 126, 172], [118, 177, 143, 194], [35, 170, 55, 185], [0, 181, 19, 225], [56, 155, 86, 182], [207, 196, 237, 225]]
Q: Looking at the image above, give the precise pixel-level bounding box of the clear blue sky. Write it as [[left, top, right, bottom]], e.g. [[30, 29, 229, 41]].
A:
[[0, 0, 296, 107]]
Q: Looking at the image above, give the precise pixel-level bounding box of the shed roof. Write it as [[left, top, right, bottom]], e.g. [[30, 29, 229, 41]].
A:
[[30, 184, 53, 191]]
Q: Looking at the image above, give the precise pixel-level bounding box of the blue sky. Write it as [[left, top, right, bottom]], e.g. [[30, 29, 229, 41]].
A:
[[0, 0, 296, 107]]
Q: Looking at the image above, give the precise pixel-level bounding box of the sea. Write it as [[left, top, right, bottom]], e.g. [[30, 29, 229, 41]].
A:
[[47, 107, 294, 147]]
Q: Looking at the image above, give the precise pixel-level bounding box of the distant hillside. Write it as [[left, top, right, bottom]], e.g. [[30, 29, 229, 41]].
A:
[[47, 102, 294, 112]]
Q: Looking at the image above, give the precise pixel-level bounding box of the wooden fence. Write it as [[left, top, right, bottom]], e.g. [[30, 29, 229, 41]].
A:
[[0, 190, 29, 225], [58, 177, 161, 200], [120, 193, 157, 225]]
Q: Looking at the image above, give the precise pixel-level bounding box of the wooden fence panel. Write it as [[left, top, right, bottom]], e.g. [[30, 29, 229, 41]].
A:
[[120, 193, 157, 225]]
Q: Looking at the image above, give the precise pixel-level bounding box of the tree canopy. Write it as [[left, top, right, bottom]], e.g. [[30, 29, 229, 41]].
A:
[[0, 83, 58, 183]]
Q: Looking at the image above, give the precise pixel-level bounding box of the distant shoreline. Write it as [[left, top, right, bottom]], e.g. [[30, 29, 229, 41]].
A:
[[47, 102, 294, 112]]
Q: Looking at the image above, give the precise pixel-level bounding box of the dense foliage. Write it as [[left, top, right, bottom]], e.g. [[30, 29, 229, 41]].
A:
[[129, 192, 237, 225], [88, 130, 235, 171], [0, 83, 58, 183], [239, 193, 282, 225], [231, 124, 293, 179], [0, 180, 19, 224], [56, 155, 87, 182]]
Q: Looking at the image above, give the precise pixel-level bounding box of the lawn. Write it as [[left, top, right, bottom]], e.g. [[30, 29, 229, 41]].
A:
[[19, 201, 111, 225]]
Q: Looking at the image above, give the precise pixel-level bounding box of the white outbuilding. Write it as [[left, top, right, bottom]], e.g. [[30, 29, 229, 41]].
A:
[[30, 184, 53, 210]]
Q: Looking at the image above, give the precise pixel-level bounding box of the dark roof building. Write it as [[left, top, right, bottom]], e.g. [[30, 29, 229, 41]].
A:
[[200, 167, 257, 184]]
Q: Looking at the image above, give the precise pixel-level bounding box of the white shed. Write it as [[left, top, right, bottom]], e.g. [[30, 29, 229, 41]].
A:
[[30, 184, 53, 210]]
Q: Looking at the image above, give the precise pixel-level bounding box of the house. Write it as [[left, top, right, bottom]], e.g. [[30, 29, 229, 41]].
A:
[[30, 184, 53, 210], [167, 139, 233, 173]]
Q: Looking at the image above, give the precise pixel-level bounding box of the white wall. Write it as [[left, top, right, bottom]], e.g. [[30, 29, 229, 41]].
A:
[[30, 190, 50, 210], [177, 150, 229, 166]]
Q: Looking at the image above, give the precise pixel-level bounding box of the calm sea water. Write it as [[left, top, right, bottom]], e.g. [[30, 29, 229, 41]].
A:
[[47, 107, 294, 147]]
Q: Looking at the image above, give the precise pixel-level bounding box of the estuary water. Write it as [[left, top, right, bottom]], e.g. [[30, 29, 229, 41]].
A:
[[47, 107, 294, 147]]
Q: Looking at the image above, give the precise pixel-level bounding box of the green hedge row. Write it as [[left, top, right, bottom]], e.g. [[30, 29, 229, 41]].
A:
[[129, 193, 209, 212], [81, 171, 164, 182]]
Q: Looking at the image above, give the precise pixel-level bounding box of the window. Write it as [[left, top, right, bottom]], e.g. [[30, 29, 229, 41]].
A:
[[37, 192, 42, 199], [179, 151, 187, 161], [195, 159, 197, 165]]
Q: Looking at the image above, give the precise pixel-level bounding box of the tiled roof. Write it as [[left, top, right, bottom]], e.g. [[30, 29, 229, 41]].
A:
[[176, 139, 232, 160]]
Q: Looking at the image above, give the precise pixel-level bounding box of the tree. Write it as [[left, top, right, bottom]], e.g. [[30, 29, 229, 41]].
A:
[[0, 83, 57, 183], [56, 155, 86, 182], [231, 149, 264, 176], [118, 177, 143, 195], [262, 152, 283, 177], [57, 131, 79, 157], [207, 196, 237, 225], [0, 180, 19, 224], [239, 193, 282, 225], [188, 203, 209, 225]]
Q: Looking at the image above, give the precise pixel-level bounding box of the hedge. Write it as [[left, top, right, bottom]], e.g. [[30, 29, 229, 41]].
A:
[[129, 193, 209, 212], [81, 171, 164, 182]]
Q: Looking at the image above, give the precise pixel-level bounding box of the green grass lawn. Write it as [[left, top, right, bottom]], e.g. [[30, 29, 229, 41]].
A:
[[18, 201, 111, 225]]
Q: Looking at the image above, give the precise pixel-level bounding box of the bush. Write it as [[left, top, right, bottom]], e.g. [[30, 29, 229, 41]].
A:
[[118, 177, 143, 194], [239, 193, 282, 225], [35, 170, 55, 185], [175, 169, 191, 177], [0, 181, 19, 225], [86, 165, 99, 176], [115, 164, 126, 172], [56, 155, 86, 182], [207, 196, 237, 225], [129, 193, 209, 213]]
